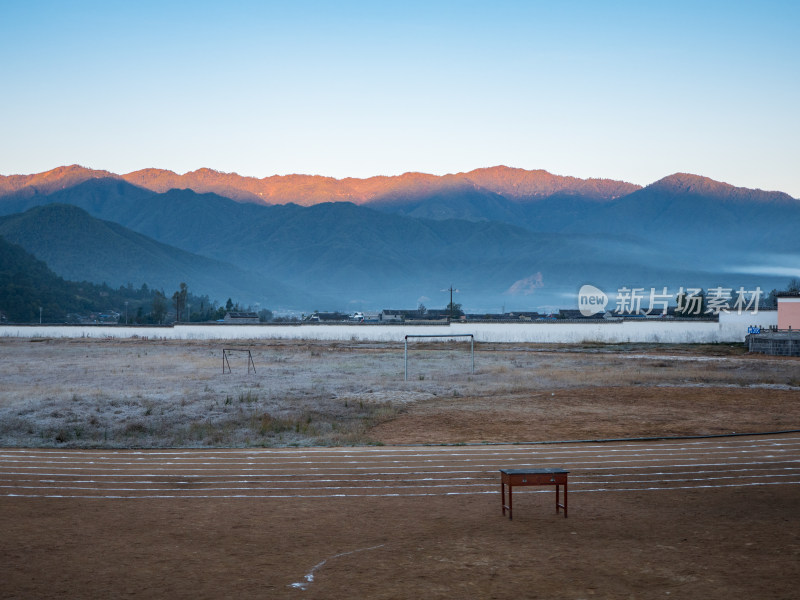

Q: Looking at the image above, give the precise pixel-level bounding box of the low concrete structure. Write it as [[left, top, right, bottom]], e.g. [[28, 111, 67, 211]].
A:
[[747, 330, 800, 357]]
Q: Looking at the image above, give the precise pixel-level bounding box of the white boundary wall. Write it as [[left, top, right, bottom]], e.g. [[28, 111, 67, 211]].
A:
[[0, 311, 777, 343]]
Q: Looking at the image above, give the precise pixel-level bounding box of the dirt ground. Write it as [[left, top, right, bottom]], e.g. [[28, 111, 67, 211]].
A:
[[376, 384, 800, 443], [1, 488, 797, 599], [1, 337, 799, 598], [1, 439, 799, 600]]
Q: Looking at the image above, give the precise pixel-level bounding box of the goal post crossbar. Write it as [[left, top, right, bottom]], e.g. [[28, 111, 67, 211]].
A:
[[404, 334, 474, 381]]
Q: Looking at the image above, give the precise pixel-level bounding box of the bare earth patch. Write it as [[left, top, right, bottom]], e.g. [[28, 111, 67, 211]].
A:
[[372, 386, 800, 444]]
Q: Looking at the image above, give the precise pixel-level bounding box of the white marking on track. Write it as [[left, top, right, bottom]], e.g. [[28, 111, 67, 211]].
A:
[[289, 544, 385, 590], [6, 480, 800, 500], [2, 437, 797, 460]]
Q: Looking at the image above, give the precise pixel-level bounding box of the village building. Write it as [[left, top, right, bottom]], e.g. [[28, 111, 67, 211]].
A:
[[777, 293, 800, 330], [223, 311, 260, 324]]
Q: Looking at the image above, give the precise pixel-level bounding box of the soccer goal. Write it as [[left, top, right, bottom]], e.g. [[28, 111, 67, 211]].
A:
[[404, 334, 474, 381], [222, 348, 256, 374]]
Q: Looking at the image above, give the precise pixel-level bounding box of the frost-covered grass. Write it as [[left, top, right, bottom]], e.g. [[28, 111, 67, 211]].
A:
[[0, 337, 796, 448]]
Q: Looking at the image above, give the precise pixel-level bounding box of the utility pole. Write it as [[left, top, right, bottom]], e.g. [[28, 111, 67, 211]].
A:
[[125, 301, 128, 325], [442, 285, 459, 321], [39, 306, 42, 324], [449, 286, 454, 320]]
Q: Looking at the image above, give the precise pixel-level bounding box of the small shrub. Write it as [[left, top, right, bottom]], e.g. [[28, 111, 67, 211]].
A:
[[238, 391, 259, 404], [124, 422, 147, 436], [257, 413, 295, 435]]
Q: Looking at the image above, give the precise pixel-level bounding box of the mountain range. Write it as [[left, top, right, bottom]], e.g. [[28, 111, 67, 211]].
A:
[[0, 165, 640, 206], [0, 165, 797, 312]]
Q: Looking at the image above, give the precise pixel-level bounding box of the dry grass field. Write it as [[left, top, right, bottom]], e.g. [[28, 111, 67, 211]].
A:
[[1, 337, 799, 448], [1, 336, 799, 599]]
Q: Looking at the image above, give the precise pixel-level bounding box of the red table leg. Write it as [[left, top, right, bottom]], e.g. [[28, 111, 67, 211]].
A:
[[556, 484, 558, 514]]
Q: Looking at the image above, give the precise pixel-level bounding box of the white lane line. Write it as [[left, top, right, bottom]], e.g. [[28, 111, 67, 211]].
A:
[[0, 483, 500, 492], [5, 480, 800, 500], [2, 451, 763, 469], [0, 437, 800, 461], [3, 445, 797, 464], [573, 473, 800, 485], [4, 472, 800, 493], [3, 466, 800, 485], [3, 435, 797, 452], [2, 438, 798, 460], [4, 466, 798, 486], [1, 460, 798, 479], [3, 458, 798, 474], [0, 476, 499, 484], [572, 467, 800, 478]]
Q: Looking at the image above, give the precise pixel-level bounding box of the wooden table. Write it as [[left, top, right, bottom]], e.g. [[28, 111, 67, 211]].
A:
[[500, 468, 569, 520]]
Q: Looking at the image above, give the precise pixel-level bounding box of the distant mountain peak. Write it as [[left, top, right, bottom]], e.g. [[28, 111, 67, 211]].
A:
[[38, 164, 113, 180], [126, 167, 179, 178], [651, 172, 730, 193], [461, 166, 641, 201], [648, 172, 795, 203], [0, 164, 116, 197]]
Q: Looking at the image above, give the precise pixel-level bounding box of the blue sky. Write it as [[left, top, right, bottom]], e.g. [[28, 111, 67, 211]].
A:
[[1, 0, 798, 196]]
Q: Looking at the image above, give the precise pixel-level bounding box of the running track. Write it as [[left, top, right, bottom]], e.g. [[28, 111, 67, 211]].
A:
[[2, 434, 799, 500]]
